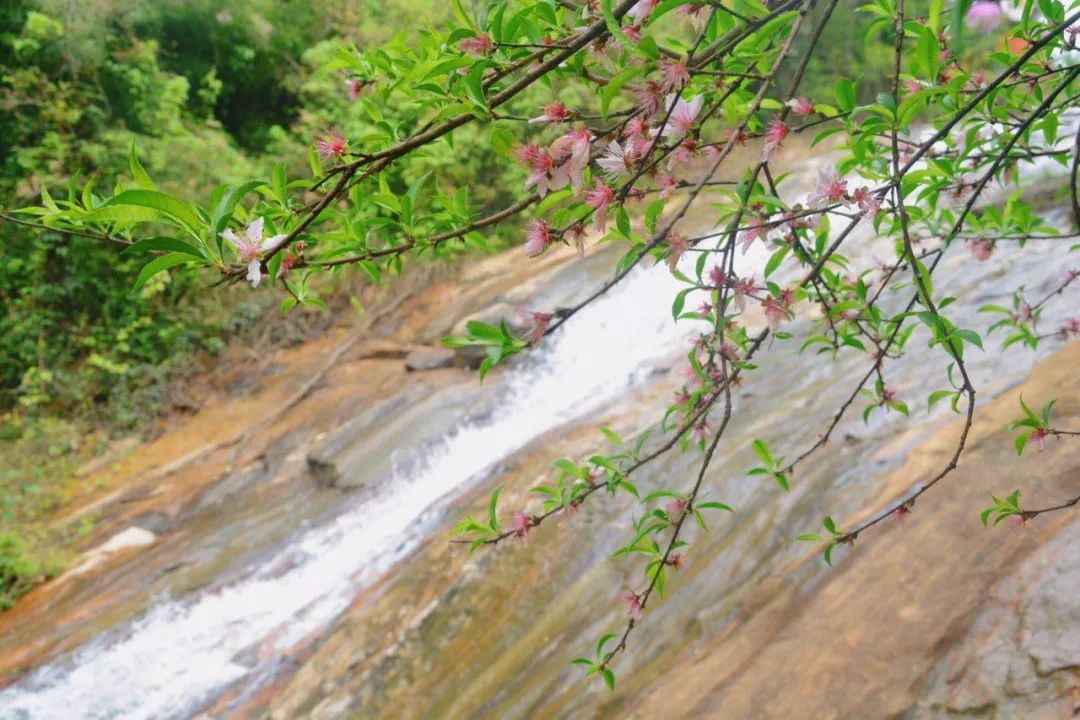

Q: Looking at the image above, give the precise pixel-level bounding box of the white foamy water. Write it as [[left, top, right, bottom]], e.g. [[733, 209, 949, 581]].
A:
[[0, 260, 702, 720]]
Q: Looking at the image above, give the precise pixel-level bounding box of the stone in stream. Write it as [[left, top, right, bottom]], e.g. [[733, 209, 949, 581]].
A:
[[403, 346, 456, 372], [68, 527, 158, 576]]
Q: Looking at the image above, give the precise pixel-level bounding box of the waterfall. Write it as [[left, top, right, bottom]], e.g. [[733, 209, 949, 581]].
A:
[[0, 259, 702, 720]]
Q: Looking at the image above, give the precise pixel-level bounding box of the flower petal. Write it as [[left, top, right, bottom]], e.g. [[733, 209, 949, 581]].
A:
[[221, 228, 242, 250], [260, 233, 286, 252], [247, 260, 262, 288], [245, 217, 265, 245]]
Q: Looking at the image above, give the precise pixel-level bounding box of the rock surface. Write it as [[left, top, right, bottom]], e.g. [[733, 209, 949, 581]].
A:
[[403, 346, 456, 372]]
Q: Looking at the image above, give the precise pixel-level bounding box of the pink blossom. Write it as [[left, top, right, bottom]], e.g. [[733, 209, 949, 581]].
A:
[[584, 178, 616, 231], [806, 167, 848, 208], [658, 174, 679, 198], [965, 1, 1002, 32], [668, 553, 686, 570], [597, 140, 635, 179], [761, 116, 788, 163], [660, 59, 690, 91], [625, 116, 651, 145], [221, 217, 285, 288], [696, 301, 712, 316], [344, 78, 371, 100], [739, 218, 766, 254], [1059, 317, 1080, 339], [720, 341, 741, 364], [514, 142, 549, 170], [733, 276, 759, 313], [515, 143, 556, 197], [1031, 427, 1048, 452], [692, 422, 711, 442], [629, 0, 659, 23], [667, 138, 699, 170], [851, 186, 883, 218], [568, 221, 588, 259], [460, 33, 494, 57], [785, 96, 814, 116], [726, 127, 748, 147], [966, 239, 994, 261], [314, 128, 348, 161], [277, 253, 298, 279], [763, 297, 792, 331], [890, 504, 912, 525], [677, 4, 710, 30], [708, 265, 726, 287], [633, 79, 666, 119], [666, 231, 691, 270], [512, 512, 535, 541], [621, 591, 644, 621], [549, 127, 592, 194], [529, 101, 572, 124], [904, 79, 926, 97], [521, 309, 553, 346], [524, 219, 554, 257], [1018, 299, 1034, 324], [659, 93, 703, 140], [584, 35, 612, 69], [623, 23, 643, 44], [665, 498, 687, 518]]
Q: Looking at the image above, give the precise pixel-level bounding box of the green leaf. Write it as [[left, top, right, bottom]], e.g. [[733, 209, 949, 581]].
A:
[[465, 64, 487, 108], [823, 542, 836, 566], [105, 189, 203, 236], [488, 486, 502, 530], [955, 329, 983, 351], [835, 78, 856, 113], [600, 66, 639, 123], [928, 0, 945, 34], [1041, 399, 1057, 425], [751, 438, 775, 466], [132, 253, 199, 292], [601, 0, 629, 47], [212, 180, 266, 236], [927, 389, 954, 410], [128, 140, 154, 189], [600, 426, 624, 448], [121, 237, 204, 258], [764, 246, 789, 277]]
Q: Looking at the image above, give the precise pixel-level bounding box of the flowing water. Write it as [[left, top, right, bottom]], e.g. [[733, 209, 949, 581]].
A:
[[1, 144, 1075, 718], [0, 247, 710, 719]]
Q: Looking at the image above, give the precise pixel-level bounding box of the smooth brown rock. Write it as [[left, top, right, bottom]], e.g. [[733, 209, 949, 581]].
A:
[[403, 347, 456, 372]]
